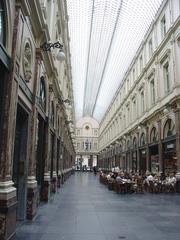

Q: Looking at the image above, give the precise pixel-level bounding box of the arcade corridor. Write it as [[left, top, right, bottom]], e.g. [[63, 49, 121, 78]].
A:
[[16, 173, 180, 240]]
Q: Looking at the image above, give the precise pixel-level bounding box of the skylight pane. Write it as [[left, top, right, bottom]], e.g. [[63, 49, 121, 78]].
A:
[[66, 0, 164, 122]]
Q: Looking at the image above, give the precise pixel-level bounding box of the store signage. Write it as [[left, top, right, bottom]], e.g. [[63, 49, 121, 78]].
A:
[[167, 143, 174, 149]]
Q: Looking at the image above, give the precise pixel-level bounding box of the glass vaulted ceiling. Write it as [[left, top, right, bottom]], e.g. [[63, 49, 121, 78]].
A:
[[66, 0, 164, 122]]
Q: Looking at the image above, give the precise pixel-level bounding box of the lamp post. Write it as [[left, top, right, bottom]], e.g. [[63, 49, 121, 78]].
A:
[[40, 41, 66, 61]]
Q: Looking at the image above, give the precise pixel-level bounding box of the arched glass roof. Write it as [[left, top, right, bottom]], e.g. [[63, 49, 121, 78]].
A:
[[66, 0, 164, 122]]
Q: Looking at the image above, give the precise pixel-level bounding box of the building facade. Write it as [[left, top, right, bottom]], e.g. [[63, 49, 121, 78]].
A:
[[75, 117, 99, 170], [98, 0, 180, 179], [0, 1, 75, 239]]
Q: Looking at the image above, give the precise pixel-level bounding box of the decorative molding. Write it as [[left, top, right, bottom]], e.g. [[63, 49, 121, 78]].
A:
[[159, 48, 171, 64], [23, 40, 33, 82]]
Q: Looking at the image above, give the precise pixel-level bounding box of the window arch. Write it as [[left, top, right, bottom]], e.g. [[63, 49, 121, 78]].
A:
[[51, 101, 54, 125], [140, 133, 146, 146], [133, 137, 137, 149], [163, 119, 175, 138], [0, 0, 6, 46], [39, 76, 46, 111], [127, 140, 130, 150], [57, 116, 59, 135], [119, 144, 122, 153], [150, 127, 158, 143]]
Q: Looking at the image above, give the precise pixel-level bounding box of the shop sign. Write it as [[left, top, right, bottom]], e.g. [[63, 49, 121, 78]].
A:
[[167, 143, 174, 149]]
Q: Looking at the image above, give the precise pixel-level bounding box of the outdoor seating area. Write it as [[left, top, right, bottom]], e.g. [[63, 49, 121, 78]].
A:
[[99, 170, 177, 194]]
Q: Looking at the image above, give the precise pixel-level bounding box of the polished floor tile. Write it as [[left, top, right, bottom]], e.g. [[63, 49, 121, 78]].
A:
[[16, 172, 180, 240]]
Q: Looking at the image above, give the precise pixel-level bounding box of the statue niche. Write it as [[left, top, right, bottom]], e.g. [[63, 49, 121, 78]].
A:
[[23, 42, 32, 82]]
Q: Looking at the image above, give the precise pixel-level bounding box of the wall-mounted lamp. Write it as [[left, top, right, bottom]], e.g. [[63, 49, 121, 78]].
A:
[[40, 41, 66, 62], [137, 125, 141, 130], [163, 108, 169, 114]]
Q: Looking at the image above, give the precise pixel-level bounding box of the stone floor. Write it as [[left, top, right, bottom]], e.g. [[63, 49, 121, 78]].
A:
[[16, 172, 180, 240]]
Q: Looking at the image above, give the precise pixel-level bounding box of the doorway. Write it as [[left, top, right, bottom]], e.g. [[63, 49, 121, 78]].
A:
[[12, 104, 29, 221]]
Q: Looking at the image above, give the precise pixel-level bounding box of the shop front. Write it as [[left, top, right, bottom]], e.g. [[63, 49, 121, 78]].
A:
[[139, 148, 147, 175], [162, 119, 177, 175], [12, 103, 29, 220], [149, 144, 159, 173], [162, 138, 177, 174]]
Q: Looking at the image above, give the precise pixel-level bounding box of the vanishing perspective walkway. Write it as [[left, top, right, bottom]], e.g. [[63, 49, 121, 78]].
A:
[[16, 172, 180, 240]]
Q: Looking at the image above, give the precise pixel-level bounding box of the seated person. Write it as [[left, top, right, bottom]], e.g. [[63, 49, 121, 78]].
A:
[[116, 173, 124, 183], [146, 173, 154, 185], [168, 173, 176, 186]]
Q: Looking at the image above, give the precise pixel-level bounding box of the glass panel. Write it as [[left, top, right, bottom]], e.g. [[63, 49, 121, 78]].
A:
[[66, 0, 164, 121]]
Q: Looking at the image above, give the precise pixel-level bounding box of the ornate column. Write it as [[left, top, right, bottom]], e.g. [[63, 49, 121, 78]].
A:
[[137, 131, 140, 174], [158, 119, 163, 173], [26, 50, 43, 219], [0, 5, 21, 239], [41, 123, 50, 202], [57, 138, 61, 188], [146, 125, 150, 172], [51, 133, 57, 193]]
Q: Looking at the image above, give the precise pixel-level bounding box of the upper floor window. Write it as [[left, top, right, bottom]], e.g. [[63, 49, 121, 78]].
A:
[[148, 38, 153, 58], [94, 142, 97, 150], [127, 79, 129, 91], [132, 68, 135, 82], [161, 15, 166, 38], [132, 97, 136, 120], [150, 79, 155, 105], [139, 55, 143, 72], [94, 129, 98, 136], [39, 76, 46, 111], [163, 62, 170, 93], [127, 105, 130, 124], [140, 90, 145, 113], [77, 142, 80, 149], [84, 139, 91, 151], [0, 1, 6, 46]]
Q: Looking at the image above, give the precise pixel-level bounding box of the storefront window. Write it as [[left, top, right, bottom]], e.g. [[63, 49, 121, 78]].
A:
[[0, 1, 6, 45], [163, 119, 176, 174]]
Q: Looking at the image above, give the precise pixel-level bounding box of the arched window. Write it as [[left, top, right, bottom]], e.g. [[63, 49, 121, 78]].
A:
[[164, 119, 175, 138], [127, 140, 130, 150], [150, 127, 158, 143], [51, 102, 54, 125], [0, 1, 6, 46], [57, 117, 60, 135], [140, 133, 146, 146], [119, 144, 122, 153], [39, 76, 46, 111], [133, 137, 137, 149]]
